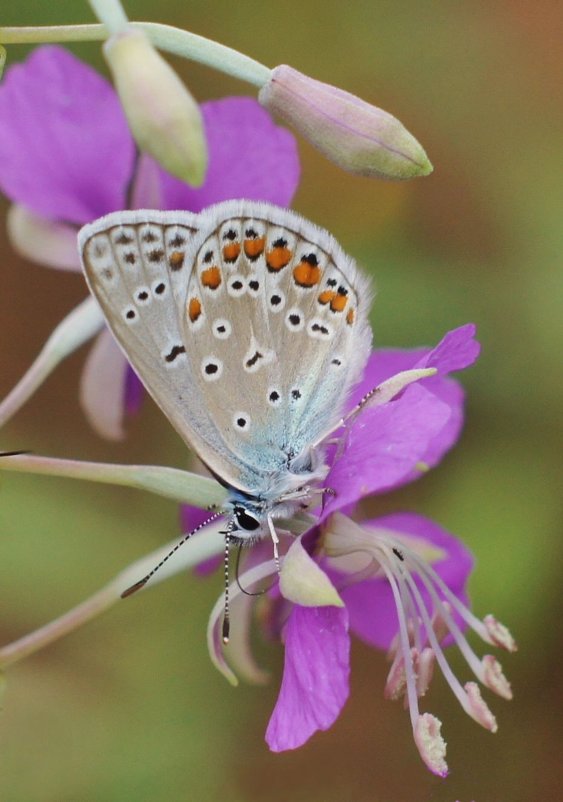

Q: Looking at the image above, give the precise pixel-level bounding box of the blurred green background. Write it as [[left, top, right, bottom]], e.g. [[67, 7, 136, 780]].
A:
[[1, 1, 561, 800]]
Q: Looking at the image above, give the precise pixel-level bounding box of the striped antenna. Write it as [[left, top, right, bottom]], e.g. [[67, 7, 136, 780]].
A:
[[121, 511, 223, 598]]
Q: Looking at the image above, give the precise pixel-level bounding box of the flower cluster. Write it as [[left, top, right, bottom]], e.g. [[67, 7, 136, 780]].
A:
[[0, 4, 513, 784], [200, 323, 515, 776], [0, 46, 299, 439]]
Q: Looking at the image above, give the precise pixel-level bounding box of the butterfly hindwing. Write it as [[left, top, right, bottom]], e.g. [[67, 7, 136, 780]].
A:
[[178, 201, 373, 483]]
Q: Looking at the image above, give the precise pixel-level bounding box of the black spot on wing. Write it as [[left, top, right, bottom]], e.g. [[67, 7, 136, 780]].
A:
[[245, 351, 263, 369], [165, 345, 186, 363], [170, 234, 186, 248], [115, 232, 133, 245]]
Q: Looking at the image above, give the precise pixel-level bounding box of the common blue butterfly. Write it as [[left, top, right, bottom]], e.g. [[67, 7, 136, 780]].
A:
[[79, 201, 372, 556]]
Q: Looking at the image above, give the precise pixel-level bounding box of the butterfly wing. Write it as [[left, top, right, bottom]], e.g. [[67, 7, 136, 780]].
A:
[[177, 200, 373, 488], [79, 209, 260, 491], [80, 202, 373, 498]]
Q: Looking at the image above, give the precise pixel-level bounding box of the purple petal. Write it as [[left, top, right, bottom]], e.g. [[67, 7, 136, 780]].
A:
[[266, 605, 349, 751], [349, 324, 480, 411], [158, 97, 300, 212], [341, 513, 474, 650], [0, 46, 134, 223], [124, 367, 144, 417], [416, 323, 480, 374], [342, 325, 480, 484], [347, 347, 427, 410], [415, 378, 464, 470], [325, 383, 451, 512], [408, 324, 479, 472]]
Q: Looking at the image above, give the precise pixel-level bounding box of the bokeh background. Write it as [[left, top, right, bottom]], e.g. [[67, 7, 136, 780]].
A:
[[1, 2, 561, 800]]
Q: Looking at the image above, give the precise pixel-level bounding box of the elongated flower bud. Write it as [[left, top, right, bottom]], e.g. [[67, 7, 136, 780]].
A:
[[259, 65, 432, 180], [104, 28, 207, 186]]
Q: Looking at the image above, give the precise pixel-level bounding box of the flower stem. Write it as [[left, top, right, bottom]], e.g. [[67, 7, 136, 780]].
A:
[[88, 0, 129, 34], [0, 521, 225, 669], [0, 23, 271, 87], [0, 453, 227, 508], [0, 297, 104, 429]]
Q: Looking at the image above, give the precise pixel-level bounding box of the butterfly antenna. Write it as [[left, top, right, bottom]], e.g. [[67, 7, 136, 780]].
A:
[[0, 450, 32, 457], [121, 511, 223, 599], [222, 521, 234, 644]]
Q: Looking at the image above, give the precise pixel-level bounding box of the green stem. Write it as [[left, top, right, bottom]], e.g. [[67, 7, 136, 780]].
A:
[[88, 0, 129, 34], [0, 521, 225, 668], [0, 453, 227, 508], [0, 297, 104, 429], [0, 22, 271, 86]]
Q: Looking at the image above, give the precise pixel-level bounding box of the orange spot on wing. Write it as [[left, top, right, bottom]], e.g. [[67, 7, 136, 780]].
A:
[[188, 297, 202, 322], [330, 294, 348, 313], [168, 251, 185, 270], [293, 262, 322, 287], [318, 290, 336, 305], [222, 243, 240, 263], [244, 237, 265, 258], [201, 265, 222, 289], [346, 308, 355, 325], [266, 247, 292, 271]]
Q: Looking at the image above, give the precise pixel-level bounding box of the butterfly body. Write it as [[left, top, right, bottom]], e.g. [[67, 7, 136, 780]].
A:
[[79, 201, 372, 543]]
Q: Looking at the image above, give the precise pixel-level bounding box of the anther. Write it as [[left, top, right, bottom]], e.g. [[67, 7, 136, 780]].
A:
[[484, 615, 517, 652]]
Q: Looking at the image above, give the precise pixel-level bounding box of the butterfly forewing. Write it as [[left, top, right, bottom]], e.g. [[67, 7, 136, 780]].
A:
[[80, 201, 372, 498], [79, 210, 260, 491]]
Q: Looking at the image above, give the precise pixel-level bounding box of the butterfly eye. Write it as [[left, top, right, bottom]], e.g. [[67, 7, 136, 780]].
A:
[[234, 506, 261, 532]]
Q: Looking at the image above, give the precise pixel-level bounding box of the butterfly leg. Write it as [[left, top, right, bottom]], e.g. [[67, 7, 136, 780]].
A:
[[267, 515, 281, 574], [279, 485, 337, 508], [320, 486, 337, 512], [313, 368, 438, 452]]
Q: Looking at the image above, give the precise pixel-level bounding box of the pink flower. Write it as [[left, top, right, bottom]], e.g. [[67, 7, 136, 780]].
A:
[[199, 324, 515, 776], [0, 46, 299, 438]]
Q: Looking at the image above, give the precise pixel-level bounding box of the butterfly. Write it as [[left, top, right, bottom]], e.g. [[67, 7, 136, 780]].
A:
[[79, 200, 372, 561]]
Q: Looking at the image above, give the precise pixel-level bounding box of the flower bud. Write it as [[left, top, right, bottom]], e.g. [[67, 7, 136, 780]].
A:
[[104, 28, 207, 186], [259, 65, 432, 180]]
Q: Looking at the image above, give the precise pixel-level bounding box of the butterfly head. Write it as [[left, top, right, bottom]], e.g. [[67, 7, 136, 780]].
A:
[[226, 459, 328, 546], [231, 502, 262, 540]]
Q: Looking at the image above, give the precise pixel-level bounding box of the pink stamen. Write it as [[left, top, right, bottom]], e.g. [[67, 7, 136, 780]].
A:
[[400, 564, 476, 715], [414, 714, 448, 777], [484, 615, 518, 652], [464, 682, 498, 732], [415, 647, 435, 697], [384, 651, 408, 701], [482, 655, 513, 700], [380, 560, 421, 730]]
